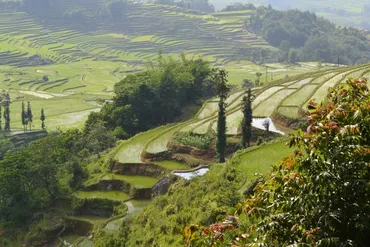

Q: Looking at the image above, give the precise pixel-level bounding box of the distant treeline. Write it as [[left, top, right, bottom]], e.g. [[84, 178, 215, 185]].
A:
[[85, 54, 216, 138], [152, 0, 215, 13], [225, 3, 370, 65]]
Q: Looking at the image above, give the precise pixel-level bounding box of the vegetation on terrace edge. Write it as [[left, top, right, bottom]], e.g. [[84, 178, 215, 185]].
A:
[[185, 78, 370, 246]]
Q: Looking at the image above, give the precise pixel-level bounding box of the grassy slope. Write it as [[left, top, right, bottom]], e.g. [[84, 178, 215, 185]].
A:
[[126, 140, 293, 246]]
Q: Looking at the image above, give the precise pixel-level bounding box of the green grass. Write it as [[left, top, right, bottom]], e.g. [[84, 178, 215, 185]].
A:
[[75, 191, 130, 201], [235, 141, 293, 192], [102, 174, 159, 188], [131, 200, 152, 208]]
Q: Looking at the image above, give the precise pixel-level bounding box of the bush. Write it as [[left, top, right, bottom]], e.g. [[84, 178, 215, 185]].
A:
[[173, 132, 213, 150], [256, 136, 264, 145], [112, 126, 129, 139]]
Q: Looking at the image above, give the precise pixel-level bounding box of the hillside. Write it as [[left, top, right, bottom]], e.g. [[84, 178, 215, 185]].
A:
[[53, 63, 370, 245], [1, 1, 370, 245], [211, 0, 370, 29], [3, 0, 369, 132], [0, 1, 271, 131]]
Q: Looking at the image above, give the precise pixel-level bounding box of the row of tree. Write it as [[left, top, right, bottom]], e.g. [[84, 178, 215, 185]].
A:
[[0, 92, 46, 132], [214, 69, 254, 163]]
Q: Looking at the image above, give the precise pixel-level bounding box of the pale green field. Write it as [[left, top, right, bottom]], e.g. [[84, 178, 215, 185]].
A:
[[102, 174, 159, 188], [75, 191, 130, 201]]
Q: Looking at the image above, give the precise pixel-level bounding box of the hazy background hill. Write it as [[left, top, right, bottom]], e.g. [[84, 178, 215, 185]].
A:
[[210, 0, 370, 29]]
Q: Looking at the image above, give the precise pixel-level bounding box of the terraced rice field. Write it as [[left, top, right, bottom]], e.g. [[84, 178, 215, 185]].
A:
[[0, 3, 336, 132], [114, 125, 169, 163]]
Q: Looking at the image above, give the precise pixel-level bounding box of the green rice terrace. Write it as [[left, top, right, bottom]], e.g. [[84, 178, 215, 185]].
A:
[[1, 1, 370, 245], [0, 1, 337, 131], [56, 61, 370, 245]]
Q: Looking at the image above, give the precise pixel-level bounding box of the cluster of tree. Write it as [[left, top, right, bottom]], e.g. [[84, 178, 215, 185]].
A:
[[86, 55, 215, 138], [221, 3, 256, 12], [21, 101, 33, 131], [0, 94, 46, 132], [0, 122, 116, 226], [247, 6, 370, 64], [153, 0, 215, 13], [62, 1, 128, 22], [187, 78, 370, 246]]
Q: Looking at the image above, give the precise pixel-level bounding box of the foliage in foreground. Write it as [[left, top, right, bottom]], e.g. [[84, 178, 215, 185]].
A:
[[187, 78, 370, 246], [123, 165, 244, 246]]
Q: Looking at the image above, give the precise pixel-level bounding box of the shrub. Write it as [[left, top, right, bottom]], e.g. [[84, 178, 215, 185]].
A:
[[173, 132, 213, 150], [256, 136, 264, 145]]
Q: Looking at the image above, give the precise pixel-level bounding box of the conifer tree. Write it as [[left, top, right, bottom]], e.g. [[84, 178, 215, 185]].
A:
[[214, 69, 230, 163], [4, 102, 10, 131], [27, 101, 33, 131], [40, 108, 45, 130], [21, 101, 27, 131], [241, 89, 253, 148]]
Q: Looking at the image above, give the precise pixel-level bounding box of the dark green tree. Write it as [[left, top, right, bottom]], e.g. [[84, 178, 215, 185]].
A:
[[214, 69, 230, 163], [40, 108, 45, 130], [4, 102, 10, 131], [241, 89, 253, 148], [2, 94, 10, 131], [27, 101, 33, 131], [21, 101, 27, 131], [255, 72, 262, 86]]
